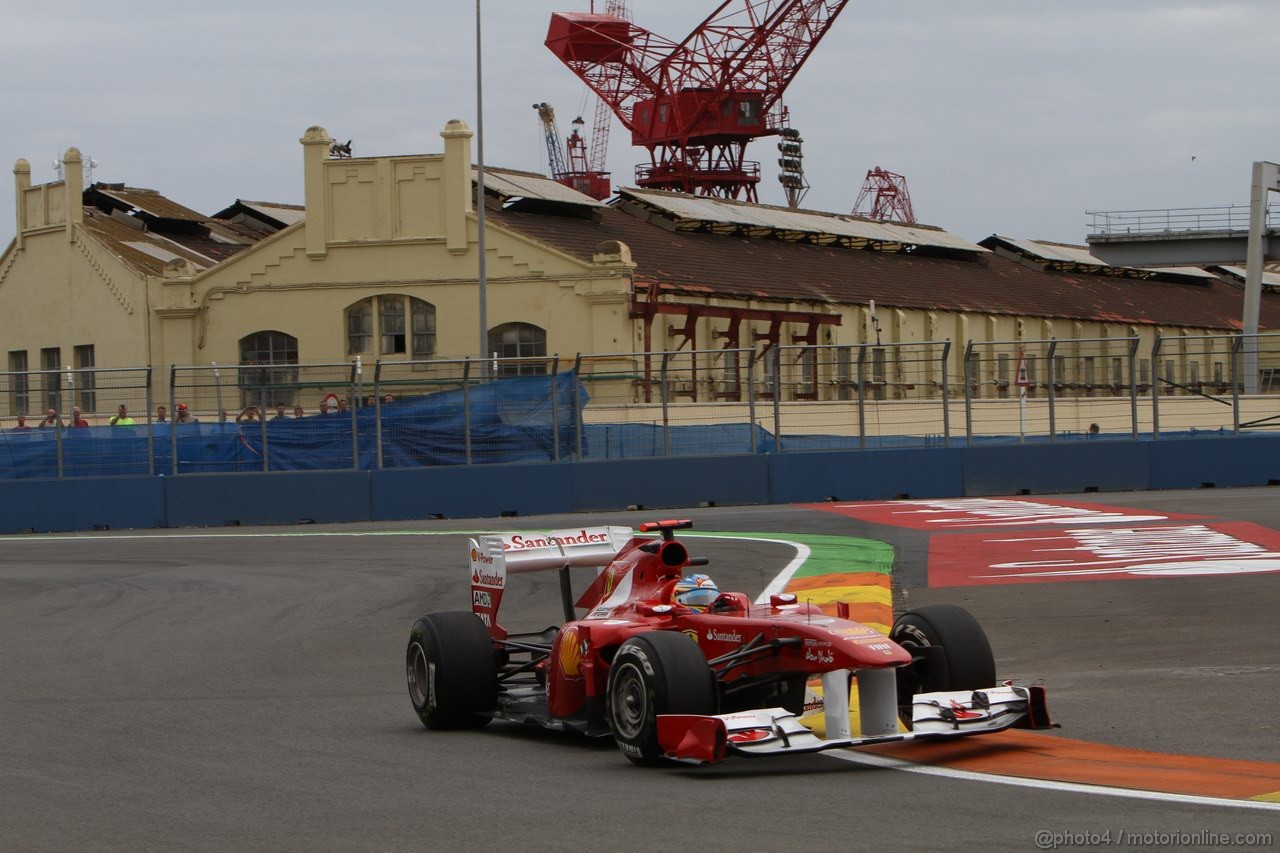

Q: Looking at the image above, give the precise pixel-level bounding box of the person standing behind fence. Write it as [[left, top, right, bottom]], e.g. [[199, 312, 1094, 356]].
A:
[[175, 403, 198, 424], [271, 403, 288, 421], [292, 406, 305, 419], [235, 406, 261, 425], [38, 409, 62, 428], [70, 407, 88, 427], [11, 415, 30, 431], [109, 404, 135, 426], [155, 405, 168, 423]]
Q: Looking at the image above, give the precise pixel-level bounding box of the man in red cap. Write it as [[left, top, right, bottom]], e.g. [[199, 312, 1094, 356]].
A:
[[175, 403, 199, 424]]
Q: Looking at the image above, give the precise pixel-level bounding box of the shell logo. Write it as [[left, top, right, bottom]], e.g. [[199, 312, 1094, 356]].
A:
[[560, 627, 583, 678]]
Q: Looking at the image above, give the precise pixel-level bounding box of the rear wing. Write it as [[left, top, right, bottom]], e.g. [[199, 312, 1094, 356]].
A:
[[469, 526, 634, 639]]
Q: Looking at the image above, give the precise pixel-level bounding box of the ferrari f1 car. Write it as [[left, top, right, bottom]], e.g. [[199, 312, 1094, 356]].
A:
[[405, 520, 1051, 765]]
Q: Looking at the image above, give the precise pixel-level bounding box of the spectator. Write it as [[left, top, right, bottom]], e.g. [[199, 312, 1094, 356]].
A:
[[235, 406, 261, 424], [175, 403, 199, 424], [320, 393, 340, 414], [109, 404, 135, 426], [292, 406, 305, 419], [382, 394, 395, 405], [70, 407, 89, 428], [155, 405, 169, 423], [271, 403, 288, 421], [1088, 422, 1100, 436], [11, 415, 30, 431], [38, 408, 63, 429], [337, 398, 349, 413]]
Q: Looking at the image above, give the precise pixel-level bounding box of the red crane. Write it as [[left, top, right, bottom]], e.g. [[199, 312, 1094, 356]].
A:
[[852, 166, 916, 223], [546, 0, 850, 202]]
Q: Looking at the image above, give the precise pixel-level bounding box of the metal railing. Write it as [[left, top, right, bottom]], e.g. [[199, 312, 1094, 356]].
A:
[[1087, 203, 1280, 237], [6, 334, 1280, 480]]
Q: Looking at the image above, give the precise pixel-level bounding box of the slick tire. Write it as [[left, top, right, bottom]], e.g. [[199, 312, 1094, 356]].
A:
[[890, 604, 996, 707], [406, 611, 497, 730], [607, 632, 717, 766]]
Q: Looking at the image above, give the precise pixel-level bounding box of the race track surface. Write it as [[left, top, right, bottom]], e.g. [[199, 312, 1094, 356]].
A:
[[1, 488, 1277, 851]]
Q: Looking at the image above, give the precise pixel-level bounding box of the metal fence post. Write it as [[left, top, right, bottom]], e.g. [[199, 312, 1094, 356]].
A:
[[54, 369, 65, 478], [145, 367, 154, 476], [1151, 335, 1163, 439], [939, 340, 952, 445], [1128, 338, 1139, 439], [374, 361, 385, 470], [170, 365, 179, 475], [660, 350, 673, 458], [550, 356, 561, 462], [1230, 335, 1243, 434], [349, 359, 359, 471], [855, 345, 867, 450], [572, 354, 584, 460], [770, 347, 782, 453], [463, 358, 473, 466], [1046, 340, 1058, 441], [962, 341, 975, 446]]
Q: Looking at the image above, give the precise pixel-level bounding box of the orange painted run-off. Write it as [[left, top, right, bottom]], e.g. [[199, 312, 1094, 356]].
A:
[[862, 729, 1280, 802]]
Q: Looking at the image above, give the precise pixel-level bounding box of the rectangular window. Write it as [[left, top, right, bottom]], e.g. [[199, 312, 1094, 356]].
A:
[[347, 301, 372, 355], [410, 299, 436, 359], [1111, 357, 1123, 387], [1023, 354, 1037, 398], [74, 345, 96, 412], [797, 348, 817, 400], [720, 350, 741, 400], [1082, 356, 1095, 396], [1139, 358, 1150, 387], [836, 346, 853, 401], [1164, 359, 1176, 386], [8, 350, 29, 415], [996, 353, 1009, 399], [41, 347, 61, 413], [379, 295, 406, 354], [1053, 355, 1066, 388], [1188, 361, 1200, 387], [1213, 361, 1224, 386]]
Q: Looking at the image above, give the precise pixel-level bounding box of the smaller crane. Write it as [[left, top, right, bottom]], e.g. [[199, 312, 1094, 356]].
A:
[[852, 167, 916, 224], [533, 102, 613, 200]]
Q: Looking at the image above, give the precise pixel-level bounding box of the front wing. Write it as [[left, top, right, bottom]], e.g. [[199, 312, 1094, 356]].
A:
[[657, 685, 1050, 764]]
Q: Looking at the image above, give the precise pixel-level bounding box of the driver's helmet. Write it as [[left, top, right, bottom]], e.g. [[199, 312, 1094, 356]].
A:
[[673, 573, 720, 611]]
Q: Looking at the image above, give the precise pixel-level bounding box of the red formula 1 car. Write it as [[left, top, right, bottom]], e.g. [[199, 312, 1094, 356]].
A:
[[405, 520, 1051, 765]]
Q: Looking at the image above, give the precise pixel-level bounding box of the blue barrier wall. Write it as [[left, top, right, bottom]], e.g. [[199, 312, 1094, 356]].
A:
[[4, 436, 1280, 534]]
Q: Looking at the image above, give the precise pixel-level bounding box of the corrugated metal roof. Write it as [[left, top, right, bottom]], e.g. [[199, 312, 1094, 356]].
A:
[[93, 185, 207, 222], [1140, 265, 1219, 280], [1213, 265, 1280, 288], [477, 168, 605, 208], [618, 188, 986, 254], [238, 201, 305, 226], [991, 235, 1103, 265]]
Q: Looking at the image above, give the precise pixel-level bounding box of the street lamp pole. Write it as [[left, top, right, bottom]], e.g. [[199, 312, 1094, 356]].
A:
[[475, 0, 489, 374]]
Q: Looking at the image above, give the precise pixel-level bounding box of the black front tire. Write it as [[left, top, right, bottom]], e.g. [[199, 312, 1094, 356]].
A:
[[406, 611, 497, 730], [606, 631, 717, 766], [890, 604, 996, 706]]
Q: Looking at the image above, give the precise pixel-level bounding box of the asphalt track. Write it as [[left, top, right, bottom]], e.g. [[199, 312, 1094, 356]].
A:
[[1, 489, 1278, 851]]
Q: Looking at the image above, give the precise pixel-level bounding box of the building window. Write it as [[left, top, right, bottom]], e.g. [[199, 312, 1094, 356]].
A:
[[996, 353, 1010, 399], [379, 295, 406, 354], [74, 345, 96, 412], [1053, 355, 1066, 389], [488, 322, 547, 376], [1082, 356, 1095, 396], [1188, 361, 1200, 388], [1213, 361, 1224, 386], [1024, 354, 1037, 398], [1164, 359, 1176, 386], [8, 350, 29, 415], [347, 299, 373, 355], [1139, 358, 1150, 387], [239, 330, 299, 407], [41, 347, 61, 413], [347, 296, 435, 359], [871, 347, 886, 400], [836, 346, 853, 401]]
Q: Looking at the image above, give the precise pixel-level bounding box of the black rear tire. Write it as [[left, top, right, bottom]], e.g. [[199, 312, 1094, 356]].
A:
[[406, 611, 497, 730], [606, 631, 717, 766], [890, 604, 996, 706]]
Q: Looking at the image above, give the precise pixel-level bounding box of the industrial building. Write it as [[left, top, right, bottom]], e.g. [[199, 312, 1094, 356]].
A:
[[3, 120, 1279, 421]]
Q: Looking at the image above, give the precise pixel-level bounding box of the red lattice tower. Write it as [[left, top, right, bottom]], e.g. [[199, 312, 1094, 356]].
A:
[[852, 167, 916, 223], [546, 0, 851, 202]]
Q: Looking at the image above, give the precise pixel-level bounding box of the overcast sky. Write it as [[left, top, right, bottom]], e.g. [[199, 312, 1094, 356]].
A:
[[2, 0, 1276, 247]]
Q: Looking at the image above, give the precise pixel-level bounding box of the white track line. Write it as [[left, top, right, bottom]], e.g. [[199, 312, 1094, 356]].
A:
[[826, 747, 1280, 812]]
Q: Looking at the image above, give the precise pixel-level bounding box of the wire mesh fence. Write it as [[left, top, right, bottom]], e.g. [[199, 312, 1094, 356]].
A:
[[0, 367, 153, 478], [5, 333, 1280, 480]]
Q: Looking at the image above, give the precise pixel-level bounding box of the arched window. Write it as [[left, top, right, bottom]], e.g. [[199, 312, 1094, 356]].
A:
[[346, 296, 436, 359], [488, 322, 547, 376], [239, 330, 299, 407]]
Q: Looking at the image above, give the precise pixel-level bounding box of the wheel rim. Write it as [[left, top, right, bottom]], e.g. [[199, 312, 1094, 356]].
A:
[[406, 642, 432, 710], [610, 661, 648, 740]]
